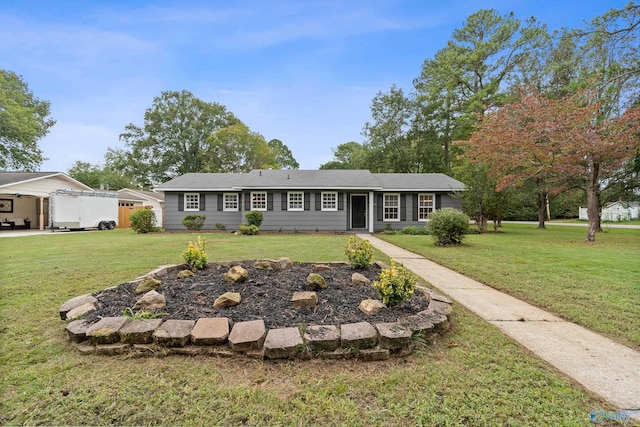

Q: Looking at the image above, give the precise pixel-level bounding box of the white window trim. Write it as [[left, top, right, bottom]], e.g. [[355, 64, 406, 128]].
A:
[[223, 193, 238, 212], [383, 193, 400, 221], [184, 193, 200, 212], [418, 193, 435, 222], [321, 191, 338, 211], [251, 191, 267, 211], [288, 191, 304, 211]]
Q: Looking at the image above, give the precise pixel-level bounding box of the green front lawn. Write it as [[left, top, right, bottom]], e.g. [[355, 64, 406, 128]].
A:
[[380, 224, 640, 348], [0, 230, 618, 425]]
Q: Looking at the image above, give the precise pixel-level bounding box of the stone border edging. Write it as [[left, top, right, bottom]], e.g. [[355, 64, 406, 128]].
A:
[[60, 262, 453, 360]]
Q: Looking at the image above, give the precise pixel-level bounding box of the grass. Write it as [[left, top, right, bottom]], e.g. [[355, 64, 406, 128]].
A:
[[380, 223, 640, 349], [0, 230, 621, 425]]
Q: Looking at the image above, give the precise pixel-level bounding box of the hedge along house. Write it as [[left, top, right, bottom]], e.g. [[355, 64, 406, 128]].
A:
[[155, 169, 465, 233]]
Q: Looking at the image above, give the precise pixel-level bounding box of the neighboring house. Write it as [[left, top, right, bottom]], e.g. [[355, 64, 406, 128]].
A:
[[579, 201, 640, 222], [116, 188, 165, 228], [155, 169, 465, 233], [0, 171, 93, 230]]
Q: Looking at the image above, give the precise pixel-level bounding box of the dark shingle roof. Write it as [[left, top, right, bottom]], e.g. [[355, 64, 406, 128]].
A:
[[155, 170, 465, 192]]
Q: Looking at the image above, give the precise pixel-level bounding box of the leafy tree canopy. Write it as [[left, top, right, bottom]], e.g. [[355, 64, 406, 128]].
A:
[[0, 70, 55, 171], [67, 160, 135, 190]]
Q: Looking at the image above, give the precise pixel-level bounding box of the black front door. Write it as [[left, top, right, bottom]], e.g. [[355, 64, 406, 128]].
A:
[[351, 195, 366, 229]]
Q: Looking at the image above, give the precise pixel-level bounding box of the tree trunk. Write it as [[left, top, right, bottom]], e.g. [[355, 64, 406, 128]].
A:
[[537, 191, 546, 229], [586, 162, 600, 243]]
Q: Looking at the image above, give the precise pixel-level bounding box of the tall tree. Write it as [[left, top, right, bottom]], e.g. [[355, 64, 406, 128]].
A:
[[204, 123, 275, 172], [463, 88, 640, 242], [67, 160, 135, 190], [267, 139, 299, 170], [0, 70, 55, 171], [114, 90, 239, 185], [414, 9, 548, 170], [319, 141, 367, 170]]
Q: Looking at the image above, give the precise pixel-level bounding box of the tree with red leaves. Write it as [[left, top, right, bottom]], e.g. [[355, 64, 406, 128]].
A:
[[462, 88, 640, 242]]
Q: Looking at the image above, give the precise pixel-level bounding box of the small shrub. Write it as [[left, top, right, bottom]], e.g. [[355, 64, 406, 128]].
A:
[[183, 215, 206, 231], [372, 259, 416, 306], [130, 209, 157, 234], [245, 210, 263, 227], [400, 225, 430, 235], [182, 236, 208, 270], [238, 224, 260, 235], [427, 208, 470, 246], [122, 307, 165, 321], [215, 222, 226, 231], [344, 235, 374, 269]]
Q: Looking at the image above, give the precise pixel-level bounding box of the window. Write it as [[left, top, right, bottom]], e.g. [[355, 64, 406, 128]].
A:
[[223, 193, 238, 211], [384, 194, 400, 221], [322, 192, 337, 211], [418, 193, 434, 221], [251, 192, 267, 211], [288, 192, 304, 211], [184, 193, 200, 211]]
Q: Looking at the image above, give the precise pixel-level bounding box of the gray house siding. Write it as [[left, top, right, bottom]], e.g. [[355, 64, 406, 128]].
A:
[[372, 192, 462, 232]]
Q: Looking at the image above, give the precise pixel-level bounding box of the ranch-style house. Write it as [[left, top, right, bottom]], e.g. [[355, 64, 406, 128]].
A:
[[155, 169, 465, 233]]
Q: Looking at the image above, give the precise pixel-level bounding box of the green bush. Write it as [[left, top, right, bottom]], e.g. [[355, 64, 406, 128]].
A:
[[130, 209, 157, 234], [372, 259, 416, 306], [182, 236, 208, 270], [427, 208, 470, 246], [182, 215, 206, 231], [245, 211, 263, 227], [344, 235, 373, 269], [400, 225, 430, 235], [215, 222, 226, 231], [238, 224, 260, 235]]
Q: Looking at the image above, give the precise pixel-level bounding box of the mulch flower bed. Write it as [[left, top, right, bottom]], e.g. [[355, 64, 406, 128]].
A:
[[85, 261, 431, 329]]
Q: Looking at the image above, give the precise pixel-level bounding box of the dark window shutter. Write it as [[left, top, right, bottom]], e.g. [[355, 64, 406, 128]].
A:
[[199, 194, 206, 211], [413, 194, 418, 221], [178, 193, 184, 211], [377, 194, 383, 221], [281, 193, 287, 211], [244, 193, 250, 211], [217, 194, 223, 211], [400, 194, 406, 221], [304, 193, 310, 211], [315, 193, 321, 211], [267, 193, 273, 211], [436, 194, 442, 209], [338, 193, 344, 210]]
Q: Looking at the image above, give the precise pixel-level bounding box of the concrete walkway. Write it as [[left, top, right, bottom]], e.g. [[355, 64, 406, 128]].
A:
[[358, 234, 640, 412]]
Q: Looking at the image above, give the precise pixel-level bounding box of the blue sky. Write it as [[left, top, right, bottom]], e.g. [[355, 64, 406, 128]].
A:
[[1, 0, 630, 173]]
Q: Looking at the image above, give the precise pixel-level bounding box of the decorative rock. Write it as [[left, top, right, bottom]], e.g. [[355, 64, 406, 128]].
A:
[[429, 300, 453, 319], [191, 317, 230, 345], [133, 290, 166, 310], [153, 320, 195, 347], [312, 264, 332, 271], [95, 343, 130, 356], [65, 319, 91, 342], [306, 273, 327, 291], [291, 291, 318, 309], [303, 325, 340, 352], [66, 302, 97, 320], [223, 266, 248, 283], [359, 348, 390, 361], [86, 317, 131, 344], [119, 319, 163, 344], [375, 322, 412, 349], [417, 308, 449, 333], [428, 289, 452, 305], [75, 344, 96, 355], [177, 270, 194, 279], [263, 327, 304, 359], [340, 322, 378, 350], [146, 264, 179, 278], [374, 261, 389, 270], [359, 299, 386, 316], [59, 294, 98, 320], [254, 257, 294, 270], [351, 272, 371, 286], [228, 319, 266, 352], [136, 276, 161, 293], [399, 314, 435, 339], [213, 292, 241, 308], [319, 348, 350, 360]]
